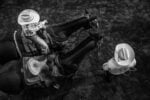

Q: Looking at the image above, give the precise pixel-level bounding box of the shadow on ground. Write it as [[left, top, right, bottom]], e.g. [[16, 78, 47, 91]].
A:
[[0, 0, 150, 100]]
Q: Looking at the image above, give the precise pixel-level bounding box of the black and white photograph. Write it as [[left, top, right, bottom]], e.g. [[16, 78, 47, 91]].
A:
[[0, 0, 150, 100]]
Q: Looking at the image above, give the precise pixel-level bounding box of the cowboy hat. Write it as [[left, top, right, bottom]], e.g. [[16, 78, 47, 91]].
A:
[[27, 57, 47, 75], [18, 9, 40, 25]]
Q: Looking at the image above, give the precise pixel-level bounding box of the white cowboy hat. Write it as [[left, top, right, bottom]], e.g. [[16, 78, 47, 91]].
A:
[[18, 9, 40, 26], [27, 57, 47, 75], [114, 43, 136, 66]]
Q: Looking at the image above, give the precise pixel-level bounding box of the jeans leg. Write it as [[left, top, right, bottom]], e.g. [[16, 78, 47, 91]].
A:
[[61, 36, 97, 66]]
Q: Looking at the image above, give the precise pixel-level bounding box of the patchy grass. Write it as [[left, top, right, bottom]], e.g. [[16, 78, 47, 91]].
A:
[[0, 0, 150, 100]]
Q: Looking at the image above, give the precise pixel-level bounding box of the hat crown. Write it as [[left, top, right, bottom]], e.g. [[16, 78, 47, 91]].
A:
[[114, 43, 135, 66], [21, 13, 34, 22], [118, 48, 129, 61]]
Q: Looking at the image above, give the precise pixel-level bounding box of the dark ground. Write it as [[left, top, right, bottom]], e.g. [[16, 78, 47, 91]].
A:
[[0, 0, 150, 100]]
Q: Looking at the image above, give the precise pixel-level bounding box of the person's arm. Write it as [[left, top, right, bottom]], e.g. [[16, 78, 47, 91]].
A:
[[28, 34, 50, 55]]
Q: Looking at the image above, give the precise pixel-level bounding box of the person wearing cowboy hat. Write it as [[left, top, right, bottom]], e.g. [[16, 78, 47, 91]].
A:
[[0, 9, 50, 65], [17, 9, 63, 87], [102, 43, 136, 75], [17, 9, 50, 55]]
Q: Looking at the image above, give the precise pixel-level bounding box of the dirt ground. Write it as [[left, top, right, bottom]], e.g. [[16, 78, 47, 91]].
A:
[[0, 0, 150, 100]]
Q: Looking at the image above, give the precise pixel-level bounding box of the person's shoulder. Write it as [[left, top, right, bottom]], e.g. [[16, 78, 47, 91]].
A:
[[14, 29, 22, 34]]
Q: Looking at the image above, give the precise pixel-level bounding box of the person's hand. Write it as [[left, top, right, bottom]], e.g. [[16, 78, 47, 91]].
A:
[[38, 20, 48, 29], [102, 62, 109, 71], [41, 47, 50, 55]]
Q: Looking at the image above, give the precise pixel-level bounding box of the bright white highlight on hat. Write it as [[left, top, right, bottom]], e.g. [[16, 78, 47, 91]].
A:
[[114, 43, 135, 66], [27, 58, 47, 76], [18, 9, 40, 25]]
